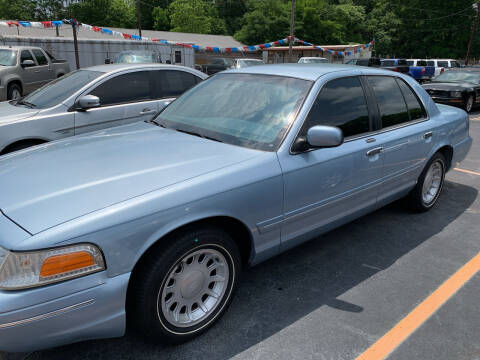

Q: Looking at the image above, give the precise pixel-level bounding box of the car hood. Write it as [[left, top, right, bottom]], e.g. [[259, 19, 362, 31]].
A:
[[0, 101, 40, 124], [422, 82, 476, 91], [0, 122, 261, 234]]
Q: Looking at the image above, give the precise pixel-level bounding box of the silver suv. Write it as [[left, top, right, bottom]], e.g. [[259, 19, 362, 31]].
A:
[[0, 64, 207, 155]]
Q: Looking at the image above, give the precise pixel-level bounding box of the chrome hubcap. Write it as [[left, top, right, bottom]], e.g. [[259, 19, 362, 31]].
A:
[[422, 161, 443, 204], [159, 248, 229, 328], [11, 89, 21, 100]]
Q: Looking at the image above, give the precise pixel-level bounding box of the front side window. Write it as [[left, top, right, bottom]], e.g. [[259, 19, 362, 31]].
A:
[[154, 73, 312, 151], [20, 50, 34, 64], [438, 61, 448, 68], [21, 70, 103, 109], [299, 76, 370, 139], [407, 61, 414, 66], [31, 49, 48, 65], [0, 50, 17, 66], [367, 76, 409, 128], [157, 70, 200, 98], [396, 79, 427, 120], [89, 71, 153, 106]]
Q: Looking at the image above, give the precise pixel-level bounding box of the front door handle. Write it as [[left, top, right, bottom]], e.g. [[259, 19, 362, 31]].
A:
[[424, 131, 433, 139], [366, 147, 383, 156], [140, 109, 156, 115]]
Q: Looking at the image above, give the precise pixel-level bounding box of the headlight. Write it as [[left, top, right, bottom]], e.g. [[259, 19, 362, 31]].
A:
[[450, 91, 462, 98], [0, 244, 105, 290]]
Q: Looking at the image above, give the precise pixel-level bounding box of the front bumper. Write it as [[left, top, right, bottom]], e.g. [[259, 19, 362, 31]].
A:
[[0, 271, 130, 353]]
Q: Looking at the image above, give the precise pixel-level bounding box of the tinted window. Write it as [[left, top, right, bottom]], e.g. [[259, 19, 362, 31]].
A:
[[368, 76, 409, 128], [369, 58, 381, 66], [417, 60, 427, 66], [32, 49, 48, 65], [22, 70, 103, 109], [427, 61, 435, 66], [20, 50, 34, 63], [397, 59, 407, 65], [158, 70, 199, 97], [381, 60, 395, 67], [301, 76, 370, 138], [175, 51, 182, 64], [407, 60, 414, 66], [356, 59, 368, 66], [452, 61, 460, 68], [438, 61, 448, 67], [90, 71, 153, 106], [396, 79, 427, 120]]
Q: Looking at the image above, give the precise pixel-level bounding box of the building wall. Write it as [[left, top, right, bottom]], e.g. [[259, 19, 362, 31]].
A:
[[0, 35, 195, 69]]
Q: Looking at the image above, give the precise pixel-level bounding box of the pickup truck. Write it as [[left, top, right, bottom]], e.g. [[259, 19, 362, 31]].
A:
[[407, 59, 435, 82], [380, 59, 410, 74], [0, 46, 70, 100]]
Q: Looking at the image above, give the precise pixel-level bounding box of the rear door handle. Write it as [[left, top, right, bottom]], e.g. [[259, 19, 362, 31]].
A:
[[140, 109, 156, 115], [424, 131, 433, 139], [366, 147, 383, 156]]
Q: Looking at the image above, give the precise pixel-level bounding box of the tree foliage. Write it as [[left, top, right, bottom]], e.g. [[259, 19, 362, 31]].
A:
[[1, 0, 479, 59]]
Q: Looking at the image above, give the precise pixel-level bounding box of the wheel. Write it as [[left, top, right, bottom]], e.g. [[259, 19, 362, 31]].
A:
[[464, 94, 474, 113], [1, 140, 45, 155], [7, 83, 22, 100], [130, 226, 241, 344], [407, 152, 446, 212]]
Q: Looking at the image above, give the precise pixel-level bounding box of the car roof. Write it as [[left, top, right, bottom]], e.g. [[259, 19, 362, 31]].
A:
[[300, 57, 327, 59], [85, 63, 199, 74], [222, 63, 394, 81]]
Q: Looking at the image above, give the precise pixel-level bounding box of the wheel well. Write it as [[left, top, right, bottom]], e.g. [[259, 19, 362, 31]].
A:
[[7, 80, 22, 92], [437, 145, 453, 171], [57, 73, 64, 78], [0, 139, 48, 155]]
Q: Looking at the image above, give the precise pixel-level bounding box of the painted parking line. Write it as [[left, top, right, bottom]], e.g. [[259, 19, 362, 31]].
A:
[[454, 167, 480, 176], [356, 252, 480, 360]]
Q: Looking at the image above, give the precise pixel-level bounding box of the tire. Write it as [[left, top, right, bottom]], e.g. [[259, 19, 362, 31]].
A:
[[129, 226, 241, 344], [7, 83, 22, 100], [407, 152, 446, 212], [464, 94, 474, 113]]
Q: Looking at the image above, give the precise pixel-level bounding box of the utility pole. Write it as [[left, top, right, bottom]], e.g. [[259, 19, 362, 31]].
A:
[[71, 16, 80, 69], [136, 0, 142, 38], [465, 1, 479, 66], [288, 0, 295, 63]]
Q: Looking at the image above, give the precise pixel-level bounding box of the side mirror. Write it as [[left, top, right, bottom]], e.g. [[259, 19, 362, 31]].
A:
[[21, 59, 35, 67], [76, 95, 100, 111], [104, 58, 111, 64], [306, 125, 344, 148]]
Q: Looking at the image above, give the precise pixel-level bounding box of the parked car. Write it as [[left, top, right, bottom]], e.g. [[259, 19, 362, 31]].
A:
[[426, 60, 446, 77], [298, 57, 329, 64], [380, 59, 410, 74], [105, 50, 162, 64], [428, 59, 462, 70], [0, 46, 70, 100], [200, 58, 263, 75], [345, 57, 381, 67], [422, 68, 480, 112], [406, 59, 435, 82], [0, 64, 471, 352], [0, 64, 207, 155]]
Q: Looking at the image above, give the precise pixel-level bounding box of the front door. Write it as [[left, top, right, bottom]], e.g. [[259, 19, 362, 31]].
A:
[[31, 48, 52, 87], [19, 50, 38, 94], [365, 76, 434, 206], [277, 75, 383, 251], [74, 71, 160, 135]]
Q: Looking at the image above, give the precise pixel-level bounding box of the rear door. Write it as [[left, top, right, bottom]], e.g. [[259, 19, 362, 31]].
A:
[[154, 69, 202, 109], [31, 49, 53, 86], [366, 75, 433, 206], [74, 70, 159, 135], [278, 74, 383, 250]]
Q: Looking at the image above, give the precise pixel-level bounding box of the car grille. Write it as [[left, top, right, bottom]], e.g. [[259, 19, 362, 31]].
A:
[[426, 89, 450, 98]]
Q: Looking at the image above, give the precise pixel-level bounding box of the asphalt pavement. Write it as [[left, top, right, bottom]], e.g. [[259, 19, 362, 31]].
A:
[[2, 112, 480, 360]]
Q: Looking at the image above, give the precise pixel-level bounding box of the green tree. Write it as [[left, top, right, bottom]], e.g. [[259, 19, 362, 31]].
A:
[[0, 0, 36, 20], [169, 0, 227, 34], [67, 0, 136, 28], [152, 6, 170, 31], [215, 0, 248, 35]]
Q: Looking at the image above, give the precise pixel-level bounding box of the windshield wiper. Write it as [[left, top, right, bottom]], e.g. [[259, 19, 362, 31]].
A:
[[174, 128, 223, 143], [15, 99, 37, 108]]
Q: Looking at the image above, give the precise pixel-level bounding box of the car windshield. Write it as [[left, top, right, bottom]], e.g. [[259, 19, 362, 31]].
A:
[[0, 49, 17, 66], [433, 71, 480, 83], [237, 60, 263, 68], [212, 58, 233, 66], [20, 70, 104, 109], [154, 73, 312, 151], [115, 51, 157, 63], [299, 58, 328, 64]]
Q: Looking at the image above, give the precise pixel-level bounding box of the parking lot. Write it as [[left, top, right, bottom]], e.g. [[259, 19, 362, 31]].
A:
[[1, 113, 479, 360]]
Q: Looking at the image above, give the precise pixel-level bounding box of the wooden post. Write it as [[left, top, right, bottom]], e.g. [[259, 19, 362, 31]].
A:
[[71, 18, 80, 69], [288, 0, 295, 63], [465, 2, 479, 66], [136, 0, 142, 38]]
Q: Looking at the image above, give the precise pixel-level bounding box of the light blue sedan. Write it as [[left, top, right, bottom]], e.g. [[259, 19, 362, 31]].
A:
[[0, 64, 472, 352]]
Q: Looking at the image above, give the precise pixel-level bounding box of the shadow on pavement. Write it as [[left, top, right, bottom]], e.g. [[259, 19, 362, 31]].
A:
[[4, 180, 477, 360]]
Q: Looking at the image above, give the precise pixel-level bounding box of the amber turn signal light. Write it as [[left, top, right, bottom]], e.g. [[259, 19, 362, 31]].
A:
[[40, 251, 95, 278]]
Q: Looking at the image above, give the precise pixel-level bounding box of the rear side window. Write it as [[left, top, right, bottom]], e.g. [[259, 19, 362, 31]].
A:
[[367, 76, 409, 129], [89, 71, 153, 106], [397, 60, 407, 66], [381, 60, 395, 67], [20, 50, 35, 63], [31, 49, 48, 65], [407, 60, 414, 66], [300, 76, 370, 138], [157, 70, 200, 97], [396, 79, 427, 121], [427, 61, 435, 66], [417, 60, 427, 66], [438, 61, 448, 67]]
